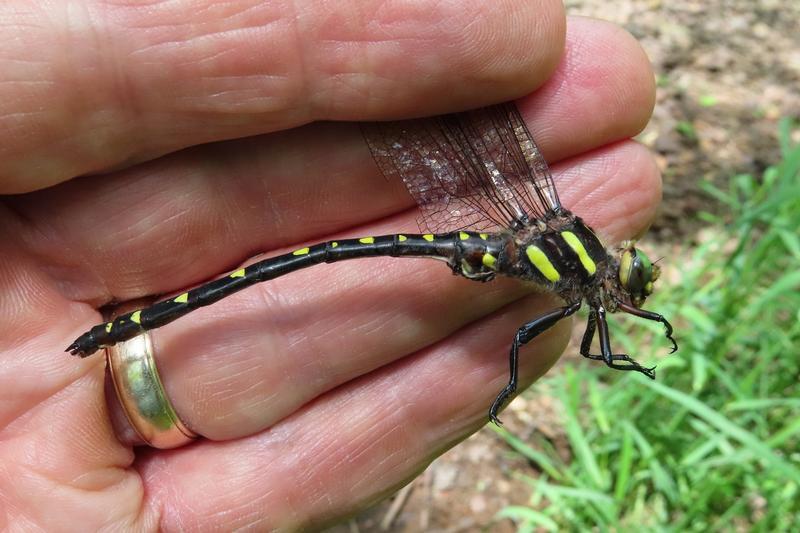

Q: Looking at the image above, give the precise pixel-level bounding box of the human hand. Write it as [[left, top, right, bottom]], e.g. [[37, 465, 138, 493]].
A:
[[0, 1, 658, 529]]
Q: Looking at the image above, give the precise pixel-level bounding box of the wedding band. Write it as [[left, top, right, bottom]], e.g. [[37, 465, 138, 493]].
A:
[[106, 330, 197, 448]]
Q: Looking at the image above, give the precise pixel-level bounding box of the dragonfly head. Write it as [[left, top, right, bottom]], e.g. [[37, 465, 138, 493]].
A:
[[618, 242, 659, 307]]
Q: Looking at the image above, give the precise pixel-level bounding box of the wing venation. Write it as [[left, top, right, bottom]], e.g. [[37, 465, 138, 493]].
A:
[[362, 103, 561, 233]]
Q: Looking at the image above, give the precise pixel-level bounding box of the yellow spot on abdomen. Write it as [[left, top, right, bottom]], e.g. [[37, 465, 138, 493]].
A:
[[231, 268, 246, 278], [526, 245, 561, 282], [561, 231, 597, 276], [359, 237, 375, 244], [331, 242, 338, 248], [131, 310, 142, 324], [398, 234, 407, 242], [292, 247, 310, 256], [482, 253, 497, 269], [459, 232, 470, 240], [174, 293, 189, 304], [423, 234, 434, 242], [479, 233, 488, 240], [105, 323, 113, 333]]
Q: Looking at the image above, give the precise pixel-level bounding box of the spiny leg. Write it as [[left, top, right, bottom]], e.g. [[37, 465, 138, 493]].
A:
[[580, 310, 598, 355], [489, 302, 581, 425], [617, 301, 678, 353], [580, 307, 655, 379]]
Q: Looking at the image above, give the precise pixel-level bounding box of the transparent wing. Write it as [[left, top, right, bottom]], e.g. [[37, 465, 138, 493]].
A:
[[361, 102, 561, 233]]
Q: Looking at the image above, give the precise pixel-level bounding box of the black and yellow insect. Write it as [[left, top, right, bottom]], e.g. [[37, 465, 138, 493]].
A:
[[68, 103, 676, 423]]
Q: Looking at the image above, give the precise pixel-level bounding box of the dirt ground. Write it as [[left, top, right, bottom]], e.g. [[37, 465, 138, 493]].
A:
[[329, 2, 800, 531]]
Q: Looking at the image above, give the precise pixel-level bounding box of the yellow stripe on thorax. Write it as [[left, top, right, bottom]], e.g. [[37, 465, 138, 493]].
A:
[[560, 231, 597, 276], [525, 245, 561, 282]]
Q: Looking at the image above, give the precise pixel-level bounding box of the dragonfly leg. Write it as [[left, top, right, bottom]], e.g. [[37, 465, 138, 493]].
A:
[[580, 307, 656, 379], [617, 301, 678, 353], [489, 302, 581, 425]]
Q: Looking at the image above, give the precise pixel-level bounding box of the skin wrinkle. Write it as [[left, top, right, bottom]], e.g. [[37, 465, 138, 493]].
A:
[[151, 14, 297, 113], [288, 0, 315, 119], [154, 485, 197, 533], [456, 4, 515, 77], [191, 76, 294, 111], [282, 455, 337, 518], [0, 260, 79, 371], [201, 371, 269, 417], [207, 381, 276, 425], [260, 273, 419, 390], [128, 22, 287, 61], [98, 0, 176, 9], [352, 364, 424, 448], [293, 381, 437, 528], [161, 84, 297, 116], [212, 392, 277, 428], [91, 5, 146, 160], [0, 77, 52, 88], [265, 255, 415, 338], [152, 168, 221, 236], [197, 72, 290, 82], [564, 143, 659, 240], [4, 415, 131, 524], [61, 4, 135, 170], [183, 0, 280, 27], [114, 0, 288, 46], [0, 204, 50, 266], [193, 146, 264, 245], [120, 204, 196, 256], [0, 353, 54, 432], [93, 2, 300, 181], [173, 352, 290, 426]]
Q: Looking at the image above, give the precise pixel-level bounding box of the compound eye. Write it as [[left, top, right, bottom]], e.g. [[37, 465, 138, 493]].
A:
[[619, 248, 653, 296]]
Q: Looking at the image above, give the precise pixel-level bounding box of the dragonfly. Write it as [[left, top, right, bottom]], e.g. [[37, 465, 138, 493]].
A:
[[67, 102, 677, 424]]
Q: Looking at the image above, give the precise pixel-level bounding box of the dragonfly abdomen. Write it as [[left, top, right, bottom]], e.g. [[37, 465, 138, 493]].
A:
[[67, 231, 502, 357]]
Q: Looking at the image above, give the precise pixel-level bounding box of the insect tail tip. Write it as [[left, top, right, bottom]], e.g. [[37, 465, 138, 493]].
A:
[[66, 342, 87, 357]]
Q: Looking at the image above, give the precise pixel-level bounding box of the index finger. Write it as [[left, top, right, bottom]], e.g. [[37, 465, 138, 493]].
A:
[[0, 0, 565, 193]]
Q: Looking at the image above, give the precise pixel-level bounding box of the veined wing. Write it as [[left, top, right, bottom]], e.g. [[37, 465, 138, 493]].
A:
[[361, 102, 562, 233]]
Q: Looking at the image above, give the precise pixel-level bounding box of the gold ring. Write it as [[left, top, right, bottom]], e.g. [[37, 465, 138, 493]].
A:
[[106, 330, 198, 448]]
